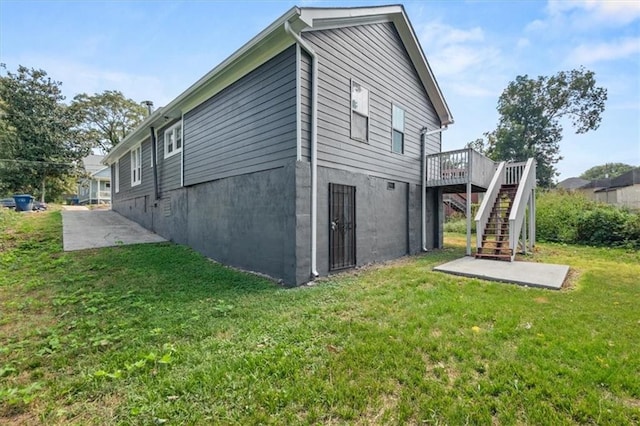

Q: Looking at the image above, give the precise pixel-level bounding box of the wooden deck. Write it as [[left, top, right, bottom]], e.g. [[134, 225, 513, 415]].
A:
[[426, 148, 496, 191]]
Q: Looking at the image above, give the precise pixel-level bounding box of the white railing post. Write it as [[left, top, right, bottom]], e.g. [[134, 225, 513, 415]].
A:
[[508, 158, 536, 260]]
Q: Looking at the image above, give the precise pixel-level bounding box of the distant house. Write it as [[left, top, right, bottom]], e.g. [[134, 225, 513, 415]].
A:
[[557, 177, 590, 191], [78, 155, 111, 204], [591, 168, 640, 210], [559, 168, 640, 211]]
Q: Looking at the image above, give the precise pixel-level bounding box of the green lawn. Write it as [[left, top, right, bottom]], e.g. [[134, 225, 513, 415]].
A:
[[1, 209, 639, 424]]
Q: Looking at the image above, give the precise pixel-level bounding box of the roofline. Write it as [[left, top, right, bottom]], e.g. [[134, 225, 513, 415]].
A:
[[104, 4, 453, 165], [104, 6, 300, 165]]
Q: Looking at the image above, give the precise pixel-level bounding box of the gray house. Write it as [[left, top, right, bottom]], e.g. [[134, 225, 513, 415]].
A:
[[103, 5, 454, 286]]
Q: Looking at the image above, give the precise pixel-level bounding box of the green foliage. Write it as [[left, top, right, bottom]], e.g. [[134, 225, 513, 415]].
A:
[[0, 64, 91, 201], [2, 210, 640, 423], [477, 68, 607, 188], [536, 190, 640, 248], [580, 163, 635, 180], [71, 90, 147, 153], [444, 210, 477, 233]]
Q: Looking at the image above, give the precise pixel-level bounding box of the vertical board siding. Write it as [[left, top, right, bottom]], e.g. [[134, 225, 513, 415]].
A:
[[184, 46, 298, 186], [301, 22, 441, 184]]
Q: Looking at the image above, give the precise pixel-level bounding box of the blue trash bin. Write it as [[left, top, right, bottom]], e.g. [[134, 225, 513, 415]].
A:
[[13, 194, 34, 212]]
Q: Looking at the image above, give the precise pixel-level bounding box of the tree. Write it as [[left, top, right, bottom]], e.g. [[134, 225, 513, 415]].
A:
[[580, 163, 635, 180], [71, 90, 147, 153], [479, 68, 607, 187], [0, 64, 90, 201]]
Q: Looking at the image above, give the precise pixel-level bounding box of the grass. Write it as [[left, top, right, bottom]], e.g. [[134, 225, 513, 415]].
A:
[[1, 209, 639, 424]]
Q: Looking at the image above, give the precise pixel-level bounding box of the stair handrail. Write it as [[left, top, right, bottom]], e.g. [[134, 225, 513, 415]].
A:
[[475, 161, 506, 249], [508, 158, 536, 260]]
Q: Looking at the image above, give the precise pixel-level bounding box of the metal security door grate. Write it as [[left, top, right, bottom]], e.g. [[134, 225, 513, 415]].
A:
[[329, 183, 356, 271]]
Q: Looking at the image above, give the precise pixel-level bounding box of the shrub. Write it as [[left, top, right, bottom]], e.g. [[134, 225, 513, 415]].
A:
[[536, 190, 640, 248], [575, 208, 628, 246], [536, 190, 594, 243]]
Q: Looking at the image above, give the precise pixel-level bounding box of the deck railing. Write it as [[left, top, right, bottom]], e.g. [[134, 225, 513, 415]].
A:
[[426, 148, 495, 189], [505, 161, 527, 185], [508, 158, 536, 260], [474, 158, 536, 260]]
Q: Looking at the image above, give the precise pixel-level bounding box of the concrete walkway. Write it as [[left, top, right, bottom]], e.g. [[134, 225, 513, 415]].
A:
[[433, 256, 569, 290], [61, 209, 166, 251]]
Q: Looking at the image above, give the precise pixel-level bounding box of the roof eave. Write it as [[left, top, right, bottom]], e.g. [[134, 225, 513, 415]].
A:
[[104, 4, 454, 165], [104, 6, 301, 165]]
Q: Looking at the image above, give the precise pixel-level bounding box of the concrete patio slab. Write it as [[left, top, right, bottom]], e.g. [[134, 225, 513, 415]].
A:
[[62, 210, 166, 251], [433, 256, 569, 290]]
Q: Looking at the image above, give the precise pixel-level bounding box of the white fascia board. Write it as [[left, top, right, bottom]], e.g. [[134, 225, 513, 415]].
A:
[[162, 8, 302, 115], [103, 106, 164, 166], [298, 5, 402, 28], [391, 11, 454, 126], [298, 5, 453, 126], [103, 4, 454, 167], [103, 7, 300, 166]]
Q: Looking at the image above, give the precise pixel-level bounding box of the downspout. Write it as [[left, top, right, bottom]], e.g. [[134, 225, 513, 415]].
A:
[[421, 126, 448, 251], [142, 100, 160, 202], [285, 20, 319, 278], [150, 127, 159, 200]]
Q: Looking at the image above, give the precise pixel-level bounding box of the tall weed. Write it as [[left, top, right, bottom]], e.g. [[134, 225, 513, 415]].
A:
[[537, 190, 639, 248]]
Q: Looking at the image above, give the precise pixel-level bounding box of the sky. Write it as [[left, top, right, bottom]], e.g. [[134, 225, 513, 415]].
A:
[[1, 0, 638, 181]]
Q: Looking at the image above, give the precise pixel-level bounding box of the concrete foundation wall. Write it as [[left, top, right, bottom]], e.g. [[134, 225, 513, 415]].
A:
[[296, 164, 440, 277], [114, 164, 298, 285], [114, 162, 442, 286]]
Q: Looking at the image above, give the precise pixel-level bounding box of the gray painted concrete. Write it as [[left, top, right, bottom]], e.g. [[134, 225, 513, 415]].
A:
[[433, 257, 569, 290], [62, 210, 166, 251], [113, 164, 298, 285]]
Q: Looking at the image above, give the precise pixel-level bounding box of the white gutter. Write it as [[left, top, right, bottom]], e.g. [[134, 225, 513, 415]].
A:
[[284, 20, 319, 278], [421, 126, 448, 251]]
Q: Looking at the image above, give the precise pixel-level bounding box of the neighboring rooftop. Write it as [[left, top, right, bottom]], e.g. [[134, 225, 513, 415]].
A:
[[82, 155, 108, 175], [557, 177, 590, 190], [559, 167, 640, 191]]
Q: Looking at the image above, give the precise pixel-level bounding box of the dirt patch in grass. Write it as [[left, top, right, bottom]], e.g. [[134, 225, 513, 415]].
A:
[[561, 268, 581, 291], [358, 391, 399, 425], [0, 409, 39, 425], [622, 397, 640, 408]]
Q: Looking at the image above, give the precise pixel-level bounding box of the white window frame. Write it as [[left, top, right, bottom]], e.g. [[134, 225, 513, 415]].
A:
[[114, 160, 120, 193], [131, 144, 142, 187], [350, 80, 370, 143], [391, 104, 405, 154], [164, 122, 183, 159]]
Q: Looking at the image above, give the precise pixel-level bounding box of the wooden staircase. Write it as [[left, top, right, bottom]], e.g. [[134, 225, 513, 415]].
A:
[[476, 184, 517, 260]]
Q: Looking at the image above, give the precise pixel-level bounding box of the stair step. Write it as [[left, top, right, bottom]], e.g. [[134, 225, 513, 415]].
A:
[[481, 241, 508, 246], [475, 252, 512, 261]]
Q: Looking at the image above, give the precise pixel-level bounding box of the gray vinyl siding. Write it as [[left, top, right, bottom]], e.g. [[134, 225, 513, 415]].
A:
[[301, 22, 441, 184], [112, 139, 154, 201], [183, 46, 298, 186], [156, 120, 183, 194], [300, 49, 312, 162]]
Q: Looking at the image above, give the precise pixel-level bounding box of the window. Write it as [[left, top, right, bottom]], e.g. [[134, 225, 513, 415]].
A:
[[164, 122, 182, 158], [131, 144, 142, 186], [351, 81, 369, 142], [114, 160, 120, 193], [391, 104, 405, 154]]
